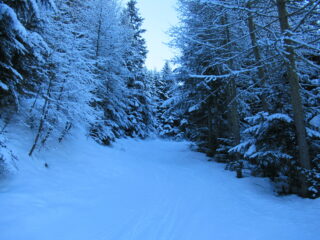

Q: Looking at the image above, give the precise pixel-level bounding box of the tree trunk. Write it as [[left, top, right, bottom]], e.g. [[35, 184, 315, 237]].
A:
[[227, 78, 241, 146], [276, 0, 311, 196], [29, 95, 50, 156], [223, 14, 241, 147], [29, 72, 54, 156], [95, 1, 103, 57], [247, 1, 268, 113], [207, 95, 215, 156]]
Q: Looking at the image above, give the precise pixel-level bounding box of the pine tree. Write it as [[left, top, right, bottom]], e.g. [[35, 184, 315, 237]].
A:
[[171, 0, 320, 197], [0, 1, 51, 121], [154, 62, 179, 137], [170, 0, 243, 154], [90, 0, 132, 144], [27, 0, 102, 155], [0, 0, 56, 167], [121, 0, 154, 138]]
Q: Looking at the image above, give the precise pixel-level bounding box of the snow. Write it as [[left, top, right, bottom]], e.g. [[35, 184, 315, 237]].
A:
[[267, 113, 293, 123], [306, 127, 320, 138], [229, 140, 253, 153], [0, 3, 27, 37], [310, 115, 320, 128], [29, 0, 40, 19], [188, 103, 201, 113], [244, 143, 256, 157], [1, 130, 320, 240], [0, 81, 9, 91]]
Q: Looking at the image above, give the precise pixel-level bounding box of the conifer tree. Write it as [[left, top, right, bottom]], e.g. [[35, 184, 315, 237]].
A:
[[121, 0, 153, 138], [0, 0, 54, 165], [88, 0, 131, 145], [155, 62, 179, 137], [171, 0, 320, 197], [0, 0, 52, 121]]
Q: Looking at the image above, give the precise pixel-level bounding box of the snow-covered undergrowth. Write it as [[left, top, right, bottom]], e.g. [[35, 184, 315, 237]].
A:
[[0, 130, 320, 240]]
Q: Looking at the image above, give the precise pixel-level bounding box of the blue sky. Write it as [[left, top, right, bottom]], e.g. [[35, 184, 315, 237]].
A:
[[134, 0, 178, 70]]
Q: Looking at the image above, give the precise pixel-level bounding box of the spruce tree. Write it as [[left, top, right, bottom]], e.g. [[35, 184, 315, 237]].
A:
[[121, 0, 153, 138], [155, 62, 179, 137], [171, 0, 320, 197]]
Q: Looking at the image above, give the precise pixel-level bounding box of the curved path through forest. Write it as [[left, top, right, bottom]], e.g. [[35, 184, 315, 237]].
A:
[[0, 138, 319, 240]]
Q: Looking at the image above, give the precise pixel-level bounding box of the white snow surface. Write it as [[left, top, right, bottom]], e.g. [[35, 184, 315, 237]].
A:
[[310, 114, 320, 128], [1, 130, 320, 240]]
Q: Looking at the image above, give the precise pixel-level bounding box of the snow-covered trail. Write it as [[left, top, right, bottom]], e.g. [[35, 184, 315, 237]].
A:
[[0, 137, 320, 240]]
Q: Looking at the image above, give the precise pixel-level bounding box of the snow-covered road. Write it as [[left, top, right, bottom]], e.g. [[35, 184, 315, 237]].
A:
[[1, 137, 320, 240]]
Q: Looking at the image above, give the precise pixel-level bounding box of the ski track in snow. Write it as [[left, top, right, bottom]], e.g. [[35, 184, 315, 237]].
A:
[[0, 135, 320, 240]]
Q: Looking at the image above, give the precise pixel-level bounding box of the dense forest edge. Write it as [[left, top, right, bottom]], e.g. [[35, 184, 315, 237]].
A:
[[0, 0, 319, 199]]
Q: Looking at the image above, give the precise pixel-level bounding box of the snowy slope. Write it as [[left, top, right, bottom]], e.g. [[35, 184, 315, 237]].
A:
[[0, 132, 320, 240]]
